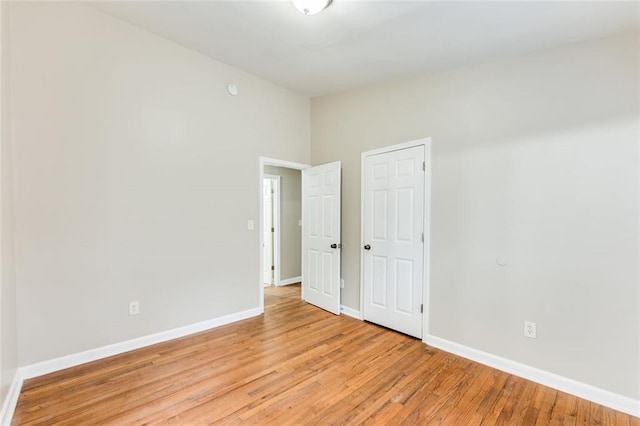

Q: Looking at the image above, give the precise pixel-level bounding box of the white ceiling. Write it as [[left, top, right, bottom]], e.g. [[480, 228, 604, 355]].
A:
[[93, 1, 639, 97]]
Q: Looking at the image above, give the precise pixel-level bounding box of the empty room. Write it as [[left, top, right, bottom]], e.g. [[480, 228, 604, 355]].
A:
[[0, 0, 638, 424]]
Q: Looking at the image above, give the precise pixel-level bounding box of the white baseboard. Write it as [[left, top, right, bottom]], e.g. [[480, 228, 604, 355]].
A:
[[0, 307, 262, 425], [0, 370, 23, 426], [278, 276, 301, 286], [6, 310, 636, 422], [20, 307, 262, 380], [423, 334, 640, 418], [340, 305, 362, 320]]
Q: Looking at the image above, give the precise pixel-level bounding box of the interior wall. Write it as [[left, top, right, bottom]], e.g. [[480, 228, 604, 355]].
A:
[[0, 0, 18, 402], [311, 33, 639, 399], [264, 166, 302, 282], [10, 2, 310, 366]]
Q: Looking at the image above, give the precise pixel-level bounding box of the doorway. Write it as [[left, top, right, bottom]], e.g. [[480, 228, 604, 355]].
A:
[[360, 139, 431, 338], [259, 157, 343, 316], [259, 158, 308, 312]]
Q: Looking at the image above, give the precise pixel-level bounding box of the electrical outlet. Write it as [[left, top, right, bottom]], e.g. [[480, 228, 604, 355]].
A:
[[129, 301, 140, 316], [340, 278, 345, 289], [247, 220, 254, 230], [523, 321, 536, 338]]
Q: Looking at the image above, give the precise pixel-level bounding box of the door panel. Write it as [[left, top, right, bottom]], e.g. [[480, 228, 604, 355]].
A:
[[363, 146, 424, 338], [372, 256, 387, 307], [302, 161, 341, 315]]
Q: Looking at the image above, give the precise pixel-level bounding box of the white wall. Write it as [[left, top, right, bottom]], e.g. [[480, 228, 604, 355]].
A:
[[264, 166, 301, 281], [311, 34, 639, 399], [10, 2, 309, 366], [0, 0, 18, 403]]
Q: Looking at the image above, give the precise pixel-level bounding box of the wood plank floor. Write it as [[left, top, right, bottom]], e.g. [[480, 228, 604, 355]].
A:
[[13, 284, 638, 425]]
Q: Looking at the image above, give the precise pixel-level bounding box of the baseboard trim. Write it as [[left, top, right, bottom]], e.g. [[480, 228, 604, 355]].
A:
[[7, 312, 636, 421], [423, 334, 640, 417], [278, 276, 301, 286], [0, 370, 23, 426], [20, 307, 263, 380], [340, 305, 362, 320]]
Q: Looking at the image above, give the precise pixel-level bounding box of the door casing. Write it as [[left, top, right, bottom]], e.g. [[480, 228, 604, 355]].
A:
[[359, 138, 432, 338], [259, 157, 310, 313]]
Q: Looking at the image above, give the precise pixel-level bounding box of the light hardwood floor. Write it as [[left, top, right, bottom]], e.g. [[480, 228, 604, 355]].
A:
[[13, 284, 638, 425]]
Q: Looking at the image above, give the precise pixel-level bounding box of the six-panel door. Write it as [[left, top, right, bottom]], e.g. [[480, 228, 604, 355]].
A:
[[302, 161, 342, 315], [363, 146, 424, 338]]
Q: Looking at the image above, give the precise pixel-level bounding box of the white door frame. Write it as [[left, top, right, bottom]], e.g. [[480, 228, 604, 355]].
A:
[[263, 174, 281, 286], [359, 137, 432, 337], [259, 157, 310, 313]]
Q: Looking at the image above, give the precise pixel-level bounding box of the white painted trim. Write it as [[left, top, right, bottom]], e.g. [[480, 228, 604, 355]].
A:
[[278, 276, 301, 286], [422, 140, 432, 337], [20, 307, 262, 380], [424, 334, 640, 418], [259, 157, 310, 310], [360, 138, 429, 158], [360, 138, 432, 338], [300, 170, 306, 302], [340, 305, 362, 320], [360, 154, 365, 322], [0, 371, 23, 426], [261, 157, 310, 171]]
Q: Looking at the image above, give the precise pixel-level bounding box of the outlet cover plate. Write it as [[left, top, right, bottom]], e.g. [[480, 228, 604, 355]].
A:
[[129, 301, 140, 316], [524, 321, 536, 338]]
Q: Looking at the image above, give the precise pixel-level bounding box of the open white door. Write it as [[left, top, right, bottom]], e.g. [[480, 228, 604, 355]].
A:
[[302, 161, 341, 315]]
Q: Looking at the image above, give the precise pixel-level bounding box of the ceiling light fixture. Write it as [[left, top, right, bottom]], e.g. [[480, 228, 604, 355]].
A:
[[291, 0, 332, 15]]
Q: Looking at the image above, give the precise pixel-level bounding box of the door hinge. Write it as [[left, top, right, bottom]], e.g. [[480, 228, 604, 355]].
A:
[[421, 233, 424, 243], [422, 161, 425, 171], [271, 265, 275, 271], [271, 227, 275, 232], [271, 189, 275, 194], [420, 304, 423, 314]]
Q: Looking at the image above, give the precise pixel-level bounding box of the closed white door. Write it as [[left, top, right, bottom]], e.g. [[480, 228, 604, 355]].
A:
[[302, 161, 341, 315], [363, 146, 425, 338]]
